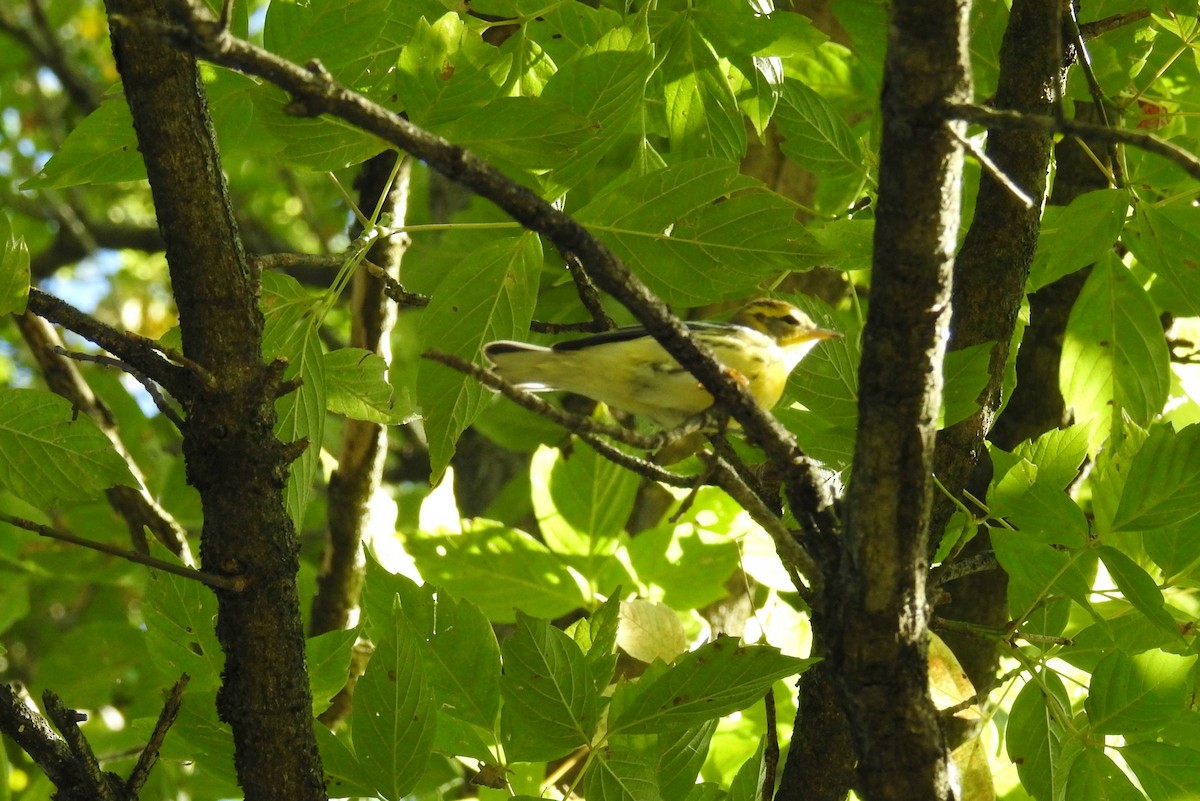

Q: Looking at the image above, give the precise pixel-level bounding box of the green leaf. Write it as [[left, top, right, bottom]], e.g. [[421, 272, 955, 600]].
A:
[[407, 524, 589, 623], [1127, 202, 1200, 316], [540, 24, 655, 193], [0, 389, 136, 507], [1029, 189, 1129, 290], [314, 724, 377, 800], [415, 234, 540, 481], [940, 341, 992, 428], [1085, 650, 1195, 735], [324, 347, 412, 424], [0, 214, 29, 316], [774, 80, 864, 178], [659, 18, 746, 161], [577, 160, 826, 306], [1060, 253, 1169, 451], [394, 13, 509, 128], [1123, 741, 1200, 801], [1013, 427, 1090, 491], [22, 96, 144, 188], [420, 594, 502, 731], [584, 745, 661, 801], [626, 521, 740, 610], [307, 627, 358, 714], [263, 0, 412, 92], [155, 689, 237, 785], [361, 563, 502, 735], [573, 592, 621, 690], [143, 569, 224, 692], [658, 719, 718, 800], [500, 612, 598, 762], [547, 442, 639, 550], [1112, 423, 1200, 531], [610, 638, 813, 734], [1096, 546, 1180, 639], [257, 91, 388, 171], [992, 530, 1096, 626], [1006, 672, 1071, 801], [990, 459, 1089, 548], [726, 736, 766, 801], [438, 96, 595, 171], [354, 599, 437, 801], [1064, 746, 1143, 801], [262, 272, 326, 528]]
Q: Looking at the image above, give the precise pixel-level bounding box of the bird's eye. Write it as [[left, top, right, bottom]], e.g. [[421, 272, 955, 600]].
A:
[[781, 314, 799, 325]]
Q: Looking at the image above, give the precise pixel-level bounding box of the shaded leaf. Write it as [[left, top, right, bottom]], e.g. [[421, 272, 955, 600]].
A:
[[0, 389, 135, 507], [500, 612, 598, 762], [610, 637, 813, 734]]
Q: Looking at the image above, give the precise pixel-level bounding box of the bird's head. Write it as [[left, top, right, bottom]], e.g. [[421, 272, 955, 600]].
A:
[[731, 298, 840, 348]]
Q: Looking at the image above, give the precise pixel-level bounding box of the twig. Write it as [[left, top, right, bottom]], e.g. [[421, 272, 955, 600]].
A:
[[702, 455, 819, 597], [565, 254, 615, 330], [0, 514, 245, 591], [0, 683, 80, 788], [26, 288, 211, 396], [125, 674, 189, 796], [1079, 9, 1151, 41], [762, 688, 779, 801], [43, 691, 121, 801], [54, 347, 186, 429], [930, 551, 999, 587], [947, 102, 1200, 183], [15, 311, 195, 562], [1063, 3, 1124, 186], [943, 121, 1034, 208]]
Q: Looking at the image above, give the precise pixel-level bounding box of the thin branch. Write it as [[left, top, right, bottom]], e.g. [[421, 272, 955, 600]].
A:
[[702, 455, 819, 597], [930, 551, 999, 587], [1063, 3, 1124, 186], [763, 688, 779, 801], [0, 514, 245, 591], [943, 121, 1034, 208], [54, 347, 186, 429], [0, 684, 82, 789], [15, 312, 194, 562], [565, 254, 615, 330], [1078, 9, 1152, 43], [125, 674, 189, 796], [26, 288, 208, 396], [43, 691, 121, 801], [947, 102, 1200, 182]]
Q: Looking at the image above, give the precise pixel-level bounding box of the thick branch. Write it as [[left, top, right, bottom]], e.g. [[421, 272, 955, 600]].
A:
[[829, 0, 968, 798], [930, 0, 1065, 694], [103, 0, 326, 796]]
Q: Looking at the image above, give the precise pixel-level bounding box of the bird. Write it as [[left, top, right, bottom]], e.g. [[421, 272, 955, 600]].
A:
[[482, 298, 839, 429]]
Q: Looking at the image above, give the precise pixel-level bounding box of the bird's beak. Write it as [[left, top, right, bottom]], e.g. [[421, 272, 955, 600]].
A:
[[807, 328, 841, 342]]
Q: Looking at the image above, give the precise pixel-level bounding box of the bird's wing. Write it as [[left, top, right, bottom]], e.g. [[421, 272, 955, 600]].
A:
[[548, 320, 738, 352]]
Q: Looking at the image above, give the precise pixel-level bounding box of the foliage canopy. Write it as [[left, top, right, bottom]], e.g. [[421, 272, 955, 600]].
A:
[[2, 1, 1200, 800]]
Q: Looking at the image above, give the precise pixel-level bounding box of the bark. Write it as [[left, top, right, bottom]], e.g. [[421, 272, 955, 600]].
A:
[[104, 0, 325, 798], [826, 1, 969, 798], [929, 0, 1065, 692]]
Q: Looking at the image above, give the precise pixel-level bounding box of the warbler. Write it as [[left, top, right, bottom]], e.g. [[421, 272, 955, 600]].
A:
[[483, 298, 839, 429]]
